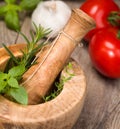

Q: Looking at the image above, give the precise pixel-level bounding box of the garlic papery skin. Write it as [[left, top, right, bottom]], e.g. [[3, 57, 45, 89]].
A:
[[31, 0, 71, 38]]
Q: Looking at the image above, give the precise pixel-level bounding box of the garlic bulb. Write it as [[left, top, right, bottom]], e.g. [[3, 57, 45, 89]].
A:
[[31, 0, 71, 38]]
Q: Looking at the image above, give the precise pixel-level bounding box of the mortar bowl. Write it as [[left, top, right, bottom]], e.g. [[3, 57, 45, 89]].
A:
[[0, 44, 86, 129]]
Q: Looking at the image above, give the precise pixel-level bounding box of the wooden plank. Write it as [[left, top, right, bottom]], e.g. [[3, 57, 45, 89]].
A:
[[0, 21, 18, 47]]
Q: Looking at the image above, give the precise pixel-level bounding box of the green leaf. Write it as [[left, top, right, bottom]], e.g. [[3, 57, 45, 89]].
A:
[[5, 10, 20, 31], [8, 77, 19, 88], [20, 0, 42, 11], [8, 65, 25, 77], [5, 0, 16, 4], [0, 5, 8, 16], [6, 4, 22, 12], [0, 73, 10, 92], [7, 86, 28, 105]]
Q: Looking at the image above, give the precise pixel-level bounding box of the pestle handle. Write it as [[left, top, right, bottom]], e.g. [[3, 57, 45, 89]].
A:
[[22, 9, 95, 104]]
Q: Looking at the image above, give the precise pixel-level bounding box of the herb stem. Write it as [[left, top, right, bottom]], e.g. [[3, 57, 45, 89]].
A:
[[0, 24, 50, 105]]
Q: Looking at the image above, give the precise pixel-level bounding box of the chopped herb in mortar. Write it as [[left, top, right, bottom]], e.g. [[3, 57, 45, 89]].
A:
[[43, 62, 75, 102]]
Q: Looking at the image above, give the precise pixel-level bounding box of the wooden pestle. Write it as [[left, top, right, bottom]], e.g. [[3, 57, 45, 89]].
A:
[[22, 9, 95, 104]]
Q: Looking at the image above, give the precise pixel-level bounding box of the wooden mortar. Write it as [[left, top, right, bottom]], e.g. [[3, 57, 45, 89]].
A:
[[0, 44, 86, 129], [22, 9, 95, 104], [0, 8, 95, 128]]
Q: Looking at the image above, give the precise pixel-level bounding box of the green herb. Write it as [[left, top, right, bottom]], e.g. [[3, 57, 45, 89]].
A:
[[43, 62, 75, 102], [20, 0, 41, 11], [4, 24, 50, 70], [0, 0, 42, 31], [0, 65, 28, 105], [19, 23, 50, 69], [7, 86, 28, 105], [0, 24, 50, 105]]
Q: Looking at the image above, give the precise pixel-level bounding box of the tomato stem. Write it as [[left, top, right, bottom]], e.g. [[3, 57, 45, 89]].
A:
[[108, 11, 120, 27], [117, 30, 120, 39]]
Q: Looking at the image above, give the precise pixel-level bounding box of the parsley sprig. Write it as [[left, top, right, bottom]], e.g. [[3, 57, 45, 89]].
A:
[[0, 24, 50, 105]]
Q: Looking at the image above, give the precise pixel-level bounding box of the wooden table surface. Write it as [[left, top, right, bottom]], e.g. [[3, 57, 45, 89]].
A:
[[0, 1, 120, 129]]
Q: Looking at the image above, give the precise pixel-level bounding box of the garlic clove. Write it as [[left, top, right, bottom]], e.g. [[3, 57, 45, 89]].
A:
[[31, 0, 71, 38]]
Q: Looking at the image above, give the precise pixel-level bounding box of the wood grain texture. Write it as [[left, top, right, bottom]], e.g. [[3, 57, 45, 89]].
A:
[[0, 45, 86, 129], [0, 44, 25, 71], [0, 0, 120, 129]]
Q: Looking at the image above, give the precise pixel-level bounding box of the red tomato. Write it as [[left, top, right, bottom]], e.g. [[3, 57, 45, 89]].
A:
[[80, 0, 120, 42], [89, 27, 120, 78]]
